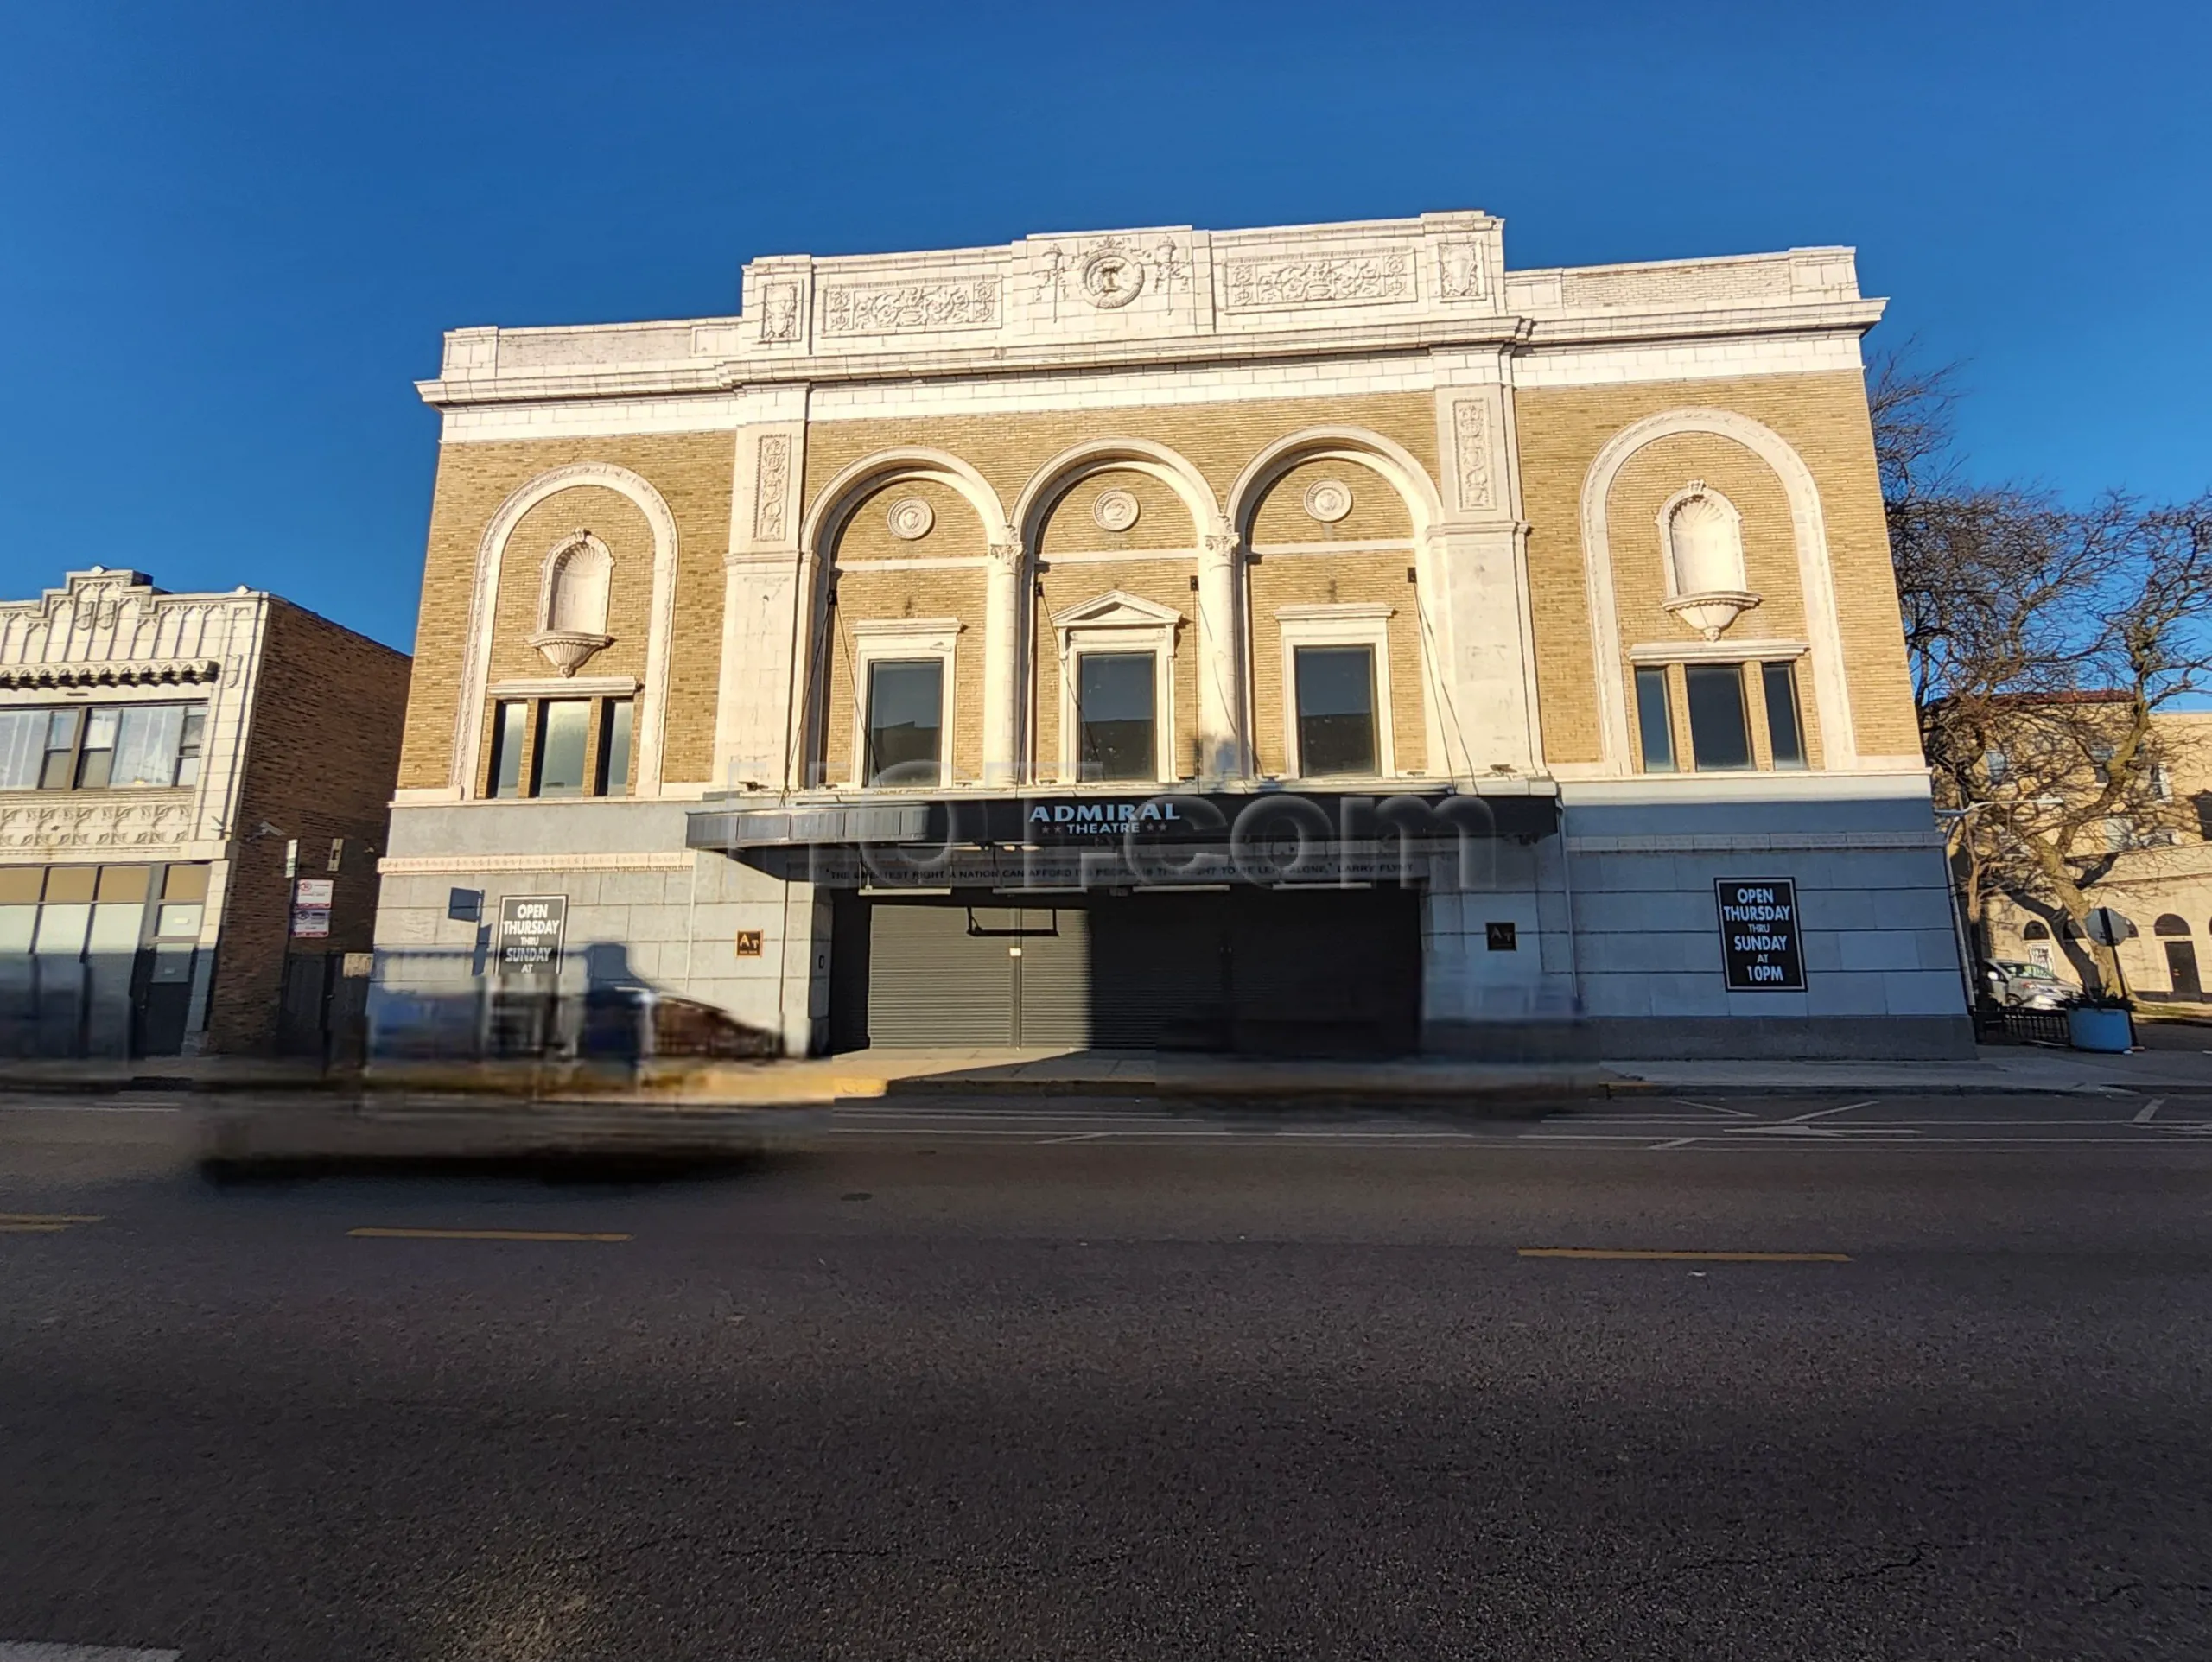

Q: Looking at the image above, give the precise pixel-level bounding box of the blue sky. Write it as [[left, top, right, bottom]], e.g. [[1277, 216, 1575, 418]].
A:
[[2, 1, 2206, 652]]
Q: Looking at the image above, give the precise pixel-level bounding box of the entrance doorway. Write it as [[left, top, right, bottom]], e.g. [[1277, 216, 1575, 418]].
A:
[[835, 886, 1421, 1056]]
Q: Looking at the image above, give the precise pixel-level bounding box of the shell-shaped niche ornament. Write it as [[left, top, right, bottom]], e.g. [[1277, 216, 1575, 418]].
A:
[[529, 530, 615, 676], [1660, 484, 1760, 640]]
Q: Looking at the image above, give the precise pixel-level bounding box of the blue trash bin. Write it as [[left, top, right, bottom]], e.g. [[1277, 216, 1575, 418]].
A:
[[2067, 1005, 2133, 1053]]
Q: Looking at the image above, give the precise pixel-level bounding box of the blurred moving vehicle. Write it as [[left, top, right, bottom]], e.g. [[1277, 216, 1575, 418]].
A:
[[1981, 959, 2080, 1010]]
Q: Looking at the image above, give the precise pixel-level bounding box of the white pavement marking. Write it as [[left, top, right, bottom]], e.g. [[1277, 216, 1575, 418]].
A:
[[2135, 1097, 2165, 1123], [1770, 1100, 1881, 1124], [1673, 1098, 1758, 1118], [1041, 1131, 1109, 1144], [1650, 1138, 1699, 1150], [0, 1645, 181, 1661]]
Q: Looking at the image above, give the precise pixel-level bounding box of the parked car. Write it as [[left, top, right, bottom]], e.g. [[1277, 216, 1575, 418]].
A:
[[1982, 959, 2081, 1010]]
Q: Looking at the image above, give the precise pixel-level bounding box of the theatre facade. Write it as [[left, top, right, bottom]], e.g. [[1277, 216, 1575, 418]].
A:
[[373, 210, 1970, 1059]]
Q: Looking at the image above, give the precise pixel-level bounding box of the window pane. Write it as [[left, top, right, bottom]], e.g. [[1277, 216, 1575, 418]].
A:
[[534, 700, 591, 797], [0, 710, 43, 790], [1762, 662, 1806, 769], [41, 709, 80, 790], [1077, 652, 1156, 782], [1635, 666, 1676, 773], [1685, 664, 1752, 771], [113, 705, 187, 786], [867, 660, 944, 786], [597, 699, 633, 796], [1294, 646, 1377, 777], [488, 702, 528, 798]]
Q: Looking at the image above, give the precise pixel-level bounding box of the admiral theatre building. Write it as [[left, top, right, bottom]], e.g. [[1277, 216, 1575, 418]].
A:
[[375, 211, 1970, 1059]]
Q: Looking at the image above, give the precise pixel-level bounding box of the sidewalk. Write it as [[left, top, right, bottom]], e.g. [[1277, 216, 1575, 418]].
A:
[[4, 1039, 2206, 1103]]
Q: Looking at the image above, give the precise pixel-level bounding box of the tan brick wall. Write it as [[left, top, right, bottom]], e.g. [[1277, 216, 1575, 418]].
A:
[[1247, 553, 1427, 778], [1515, 370, 1918, 769], [1606, 433, 1824, 769], [1248, 457, 1414, 546], [818, 568, 989, 784], [210, 600, 411, 1054], [1035, 467, 1200, 555], [832, 478, 986, 562], [800, 392, 1441, 534], [1032, 556, 1199, 781], [398, 432, 733, 792], [486, 486, 654, 686]]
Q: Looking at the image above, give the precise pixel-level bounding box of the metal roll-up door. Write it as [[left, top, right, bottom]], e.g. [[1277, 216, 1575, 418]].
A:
[[1087, 892, 1230, 1050], [1228, 889, 1421, 1056], [1009, 906, 1090, 1047], [866, 900, 1015, 1046]]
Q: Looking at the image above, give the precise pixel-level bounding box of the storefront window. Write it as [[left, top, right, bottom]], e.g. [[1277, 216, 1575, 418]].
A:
[[1293, 646, 1377, 777], [1077, 652, 1155, 782], [1685, 664, 1753, 771], [866, 659, 944, 787]]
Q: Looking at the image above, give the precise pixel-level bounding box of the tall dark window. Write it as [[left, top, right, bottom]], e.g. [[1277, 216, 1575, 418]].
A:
[[597, 699, 634, 796], [1634, 666, 1676, 773], [1762, 661, 1806, 769], [533, 700, 592, 797], [1685, 664, 1752, 771], [866, 659, 944, 786], [1294, 645, 1378, 777], [487, 701, 529, 798], [1077, 652, 1155, 781], [40, 710, 80, 790]]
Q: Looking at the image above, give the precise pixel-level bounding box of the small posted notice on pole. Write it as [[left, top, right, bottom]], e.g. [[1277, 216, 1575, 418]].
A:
[[495, 895, 568, 978]]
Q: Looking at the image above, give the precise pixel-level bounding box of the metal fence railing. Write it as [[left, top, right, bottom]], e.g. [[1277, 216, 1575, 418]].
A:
[[1974, 1005, 2073, 1046]]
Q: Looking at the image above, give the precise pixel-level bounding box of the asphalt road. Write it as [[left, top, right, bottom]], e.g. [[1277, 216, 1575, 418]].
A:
[[3, 1091, 2210, 1662]]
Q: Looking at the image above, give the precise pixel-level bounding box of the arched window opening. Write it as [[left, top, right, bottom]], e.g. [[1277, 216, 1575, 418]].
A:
[[2154, 913, 2191, 936], [2021, 921, 2051, 941]]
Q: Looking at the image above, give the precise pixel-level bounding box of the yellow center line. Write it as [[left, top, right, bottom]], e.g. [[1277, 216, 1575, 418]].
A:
[[0, 1222, 76, 1234], [1518, 1247, 1852, 1263], [348, 1227, 631, 1243], [0, 1213, 103, 1224]]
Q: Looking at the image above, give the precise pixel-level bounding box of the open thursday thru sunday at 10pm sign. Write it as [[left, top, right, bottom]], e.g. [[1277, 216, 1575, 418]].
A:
[[1716, 879, 1804, 990]]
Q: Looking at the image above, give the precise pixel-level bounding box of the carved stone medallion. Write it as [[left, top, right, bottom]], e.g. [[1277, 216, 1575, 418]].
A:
[[1079, 249, 1147, 309], [1092, 488, 1141, 533], [1302, 479, 1355, 524], [886, 497, 935, 541]]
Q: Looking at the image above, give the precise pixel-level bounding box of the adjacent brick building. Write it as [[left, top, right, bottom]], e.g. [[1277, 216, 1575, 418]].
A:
[[376, 211, 1968, 1060], [0, 568, 410, 1057]]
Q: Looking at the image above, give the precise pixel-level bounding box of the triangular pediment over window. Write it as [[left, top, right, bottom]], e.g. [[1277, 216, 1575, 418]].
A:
[[1050, 590, 1185, 632]]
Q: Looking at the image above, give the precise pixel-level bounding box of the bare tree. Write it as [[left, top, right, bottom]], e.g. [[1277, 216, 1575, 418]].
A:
[[1872, 346, 2212, 992]]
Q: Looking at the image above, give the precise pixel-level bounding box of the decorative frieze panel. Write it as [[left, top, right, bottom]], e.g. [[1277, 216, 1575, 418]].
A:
[[759, 282, 804, 343], [0, 659, 219, 689], [0, 796, 197, 853], [819, 278, 1002, 337], [753, 434, 792, 542], [1220, 248, 1413, 312], [1452, 400, 1495, 513], [1436, 241, 1487, 301]]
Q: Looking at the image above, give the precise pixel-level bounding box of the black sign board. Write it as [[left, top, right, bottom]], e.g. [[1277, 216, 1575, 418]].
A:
[[1715, 879, 1804, 991], [1485, 920, 1517, 952], [495, 895, 567, 977]]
